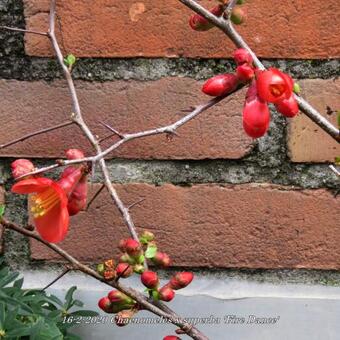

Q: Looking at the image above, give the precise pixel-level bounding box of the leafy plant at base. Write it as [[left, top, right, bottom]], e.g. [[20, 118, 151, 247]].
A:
[[0, 259, 98, 339]]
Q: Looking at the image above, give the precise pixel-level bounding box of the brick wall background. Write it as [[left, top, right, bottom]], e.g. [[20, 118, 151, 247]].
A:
[[0, 0, 339, 272]]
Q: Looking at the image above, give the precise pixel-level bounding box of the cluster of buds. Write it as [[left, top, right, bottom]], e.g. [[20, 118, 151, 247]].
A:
[[189, 0, 247, 32], [10, 149, 88, 243], [140, 271, 194, 303], [96, 231, 194, 329], [98, 290, 139, 326], [201, 48, 299, 138]]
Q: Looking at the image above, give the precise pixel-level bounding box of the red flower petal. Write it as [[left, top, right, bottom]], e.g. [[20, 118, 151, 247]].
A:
[[12, 177, 54, 194]]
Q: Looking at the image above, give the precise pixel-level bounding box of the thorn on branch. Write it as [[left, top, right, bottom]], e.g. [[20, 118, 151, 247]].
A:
[[99, 121, 125, 139], [127, 198, 146, 211], [86, 184, 105, 211]]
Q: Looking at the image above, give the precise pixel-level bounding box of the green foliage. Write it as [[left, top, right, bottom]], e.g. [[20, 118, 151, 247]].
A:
[[0, 259, 98, 339], [144, 244, 157, 259], [293, 82, 301, 94], [63, 54, 76, 68], [0, 205, 5, 218]]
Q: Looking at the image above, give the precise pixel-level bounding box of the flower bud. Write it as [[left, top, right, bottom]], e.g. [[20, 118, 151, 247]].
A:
[[115, 309, 137, 327], [67, 175, 87, 215], [275, 94, 299, 118], [163, 336, 181, 340], [141, 271, 159, 289], [108, 290, 135, 306], [58, 167, 83, 196], [236, 64, 255, 83], [116, 263, 133, 278], [139, 230, 155, 244], [133, 264, 145, 274], [189, 5, 224, 31], [98, 297, 112, 313], [231, 7, 246, 25], [151, 252, 171, 267], [232, 48, 253, 65], [125, 239, 142, 257], [11, 159, 35, 179], [169, 272, 194, 290], [65, 148, 85, 160], [202, 74, 238, 97], [243, 82, 271, 138], [159, 286, 175, 302]]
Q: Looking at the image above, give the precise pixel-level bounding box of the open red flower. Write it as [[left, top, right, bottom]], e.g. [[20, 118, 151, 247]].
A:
[[256, 68, 294, 103], [12, 178, 69, 243]]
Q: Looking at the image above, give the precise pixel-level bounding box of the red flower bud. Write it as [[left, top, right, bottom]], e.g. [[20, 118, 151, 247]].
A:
[[236, 64, 255, 83], [202, 74, 238, 97], [98, 297, 112, 313], [243, 82, 270, 138], [231, 7, 246, 25], [163, 336, 181, 340], [116, 263, 133, 278], [169, 272, 194, 290], [256, 68, 294, 103], [275, 94, 299, 118], [67, 174, 87, 216], [108, 290, 134, 305], [125, 239, 142, 257], [103, 270, 115, 280], [65, 148, 85, 160], [141, 271, 159, 289], [232, 48, 253, 65], [11, 159, 35, 179], [189, 5, 224, 31], [152, 252, 171, 267], [58, 167, 83, 196], [159, 286, 175, 302]]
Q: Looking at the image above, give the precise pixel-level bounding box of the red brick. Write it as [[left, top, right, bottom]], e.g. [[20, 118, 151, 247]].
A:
[[24, 0, 339, 59], [31, 183, 340, 269], [288, 79, 340, 162], [0, 187, 4, 253], [0, 79, 252, 159]]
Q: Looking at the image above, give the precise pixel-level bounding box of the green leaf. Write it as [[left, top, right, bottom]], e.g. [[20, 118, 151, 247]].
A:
[[0, 302, 5, 329], [64, 286, 77, 310], [0, 271, 19, 288], [145, 244, 157, 259], [13, 277, 24, 289], [293, 82, 301, 94], [64, 54, 76, 67], [0, 205, 5, 218]]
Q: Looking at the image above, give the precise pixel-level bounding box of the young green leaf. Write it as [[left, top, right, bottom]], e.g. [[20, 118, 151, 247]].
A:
[[145, 244, 157, 259]]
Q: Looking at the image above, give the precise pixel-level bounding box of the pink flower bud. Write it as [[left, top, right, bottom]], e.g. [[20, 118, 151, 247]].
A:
[[152, 252, 171, 267], [98, 297, 112, 313], [163, 336, 181, 340], [202, 74, 238, 97], [189, 5, 224, 31], [108, 290, 134, 305], [159, 286, 175, 302], [231, 7, 246, 25], [65, 148, 85, 160], [236, 64, 255, 83], [141, 271, 159, 289], [169, 272, 194, 290], [232, 48, 253, 65], [125, 239, 142, 257], [67, 175, 87, 216], [115, 263, 133, 278], [275, 94, 299, 118], [11, 159, 35, 179]]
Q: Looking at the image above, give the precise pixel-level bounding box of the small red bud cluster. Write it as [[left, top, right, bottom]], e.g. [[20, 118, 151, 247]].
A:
[[189, 1, 247, 32], [200, 48, 299, 138]]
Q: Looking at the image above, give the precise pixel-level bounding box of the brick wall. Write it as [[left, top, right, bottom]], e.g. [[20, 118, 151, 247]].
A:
[[0, 0, 339, 269]]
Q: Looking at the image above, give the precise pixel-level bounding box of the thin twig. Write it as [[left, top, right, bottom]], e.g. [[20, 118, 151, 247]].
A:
[[0, 121, 74, 150], [127, 198, 146, 211], [99, 121, 125, 139], [42, 268, 70, 291], [86, 184, 105, 211], [178, 0, 340, 143], [0, 26, 48, 36]]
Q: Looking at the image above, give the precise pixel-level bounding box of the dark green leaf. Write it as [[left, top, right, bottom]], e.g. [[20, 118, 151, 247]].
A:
[[64, 286, 77, 310], [0, 302, 5, 328], [13, 277, 24, 289]]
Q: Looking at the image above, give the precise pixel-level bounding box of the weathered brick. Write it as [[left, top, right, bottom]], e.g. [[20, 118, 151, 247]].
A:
[[24, 0, 340, 59], [288, 79, 340, 162], [0, 187, 4, 253], [31, 183, 340, 269], [0, 78, 252, 159]]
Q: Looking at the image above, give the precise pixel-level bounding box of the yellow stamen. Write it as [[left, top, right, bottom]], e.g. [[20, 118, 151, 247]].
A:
[[269, 84, 285, 97], [30, 187, 60, 219]]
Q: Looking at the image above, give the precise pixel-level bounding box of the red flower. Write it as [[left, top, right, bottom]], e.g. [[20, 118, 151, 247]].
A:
[[202, 74, 238, 97], [12, 178, 69, 243], [275, 94, 299, 118], [256, 68, 294, 103], [243, 82, 270, 138]]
